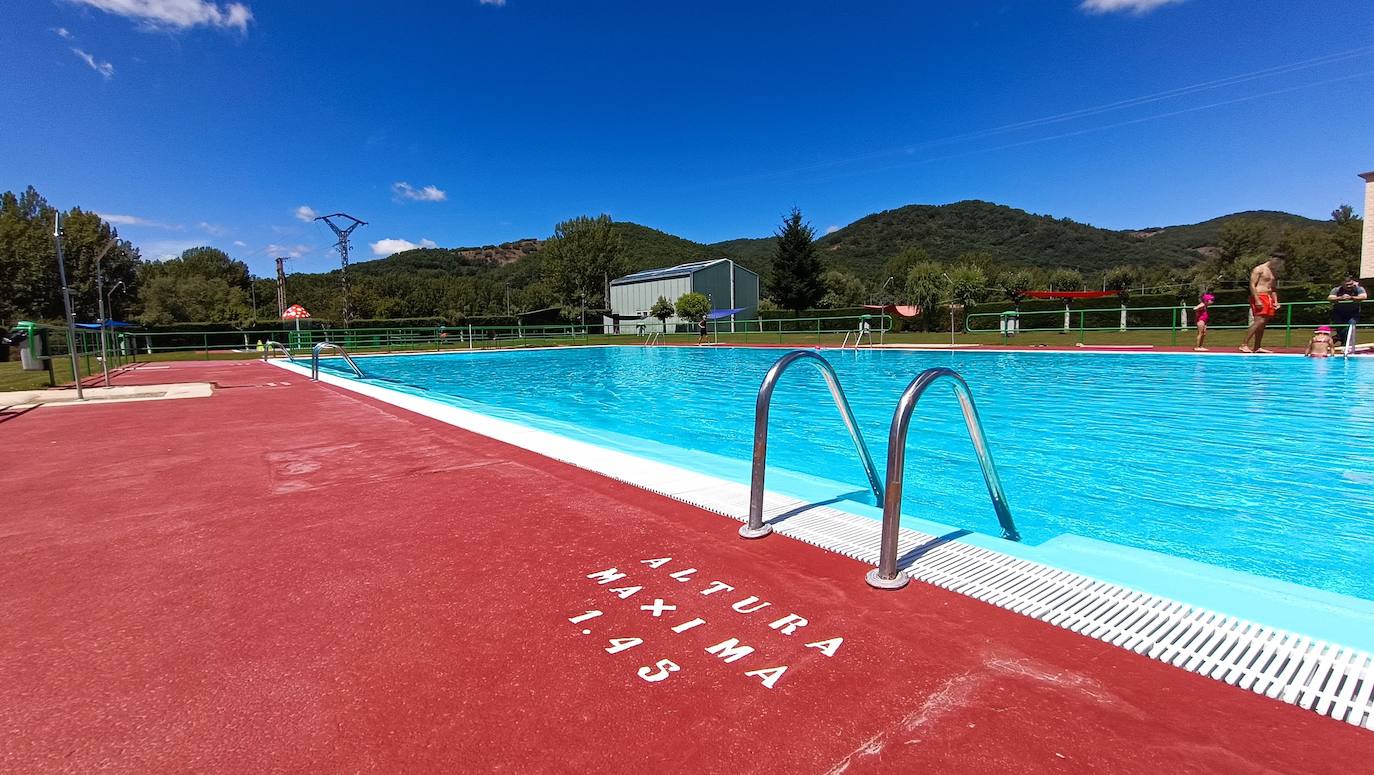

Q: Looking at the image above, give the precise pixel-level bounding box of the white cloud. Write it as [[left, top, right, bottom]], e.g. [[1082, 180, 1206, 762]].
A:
[[197, 221, 227, 236], [293, 205, 317, 222], [479, 0, 507, 6], [266, 243, 311, 258], [98, 212, 179, 229], [71, 48, 114, 79], [141, 239, 203, 261], [392, 181, 448, 202], [232, 240, 247, 247], [65, 0, 253, 33], [53, 27, 74, 39], [370, 238, 438, 257], [1079, 0, 1185, 14], [824, 224, 840, 235]]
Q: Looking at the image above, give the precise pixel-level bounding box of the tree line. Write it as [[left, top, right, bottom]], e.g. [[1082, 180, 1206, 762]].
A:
[[1, 184, 1362, 331]]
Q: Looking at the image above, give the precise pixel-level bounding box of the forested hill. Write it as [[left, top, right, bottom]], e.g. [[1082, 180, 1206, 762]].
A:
[[1126, 210, 1328, 253], [359, 200, 1328, 283], [803, 202, 1327, 277]]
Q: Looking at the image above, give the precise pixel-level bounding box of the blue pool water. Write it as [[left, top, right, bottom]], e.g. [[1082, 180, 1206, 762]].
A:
[[319, 347, 1374, 601]]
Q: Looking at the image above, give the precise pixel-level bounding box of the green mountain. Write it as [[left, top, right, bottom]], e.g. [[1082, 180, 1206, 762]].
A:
[[339, 200, 1332, 286], [803, 201, 1327, 278], [1127, 210, 1328, 252]]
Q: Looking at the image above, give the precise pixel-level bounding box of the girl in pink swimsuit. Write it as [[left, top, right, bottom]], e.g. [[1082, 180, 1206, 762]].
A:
[[1193, 293, 1214, 351]]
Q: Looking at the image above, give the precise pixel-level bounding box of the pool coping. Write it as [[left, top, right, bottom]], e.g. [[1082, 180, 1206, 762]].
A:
[[268, 351, 1374, 731]]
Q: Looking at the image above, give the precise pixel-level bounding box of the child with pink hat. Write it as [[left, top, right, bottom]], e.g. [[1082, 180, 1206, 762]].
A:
[[1306, 325, 1336, 358], [1193, 292, 1215, 351]]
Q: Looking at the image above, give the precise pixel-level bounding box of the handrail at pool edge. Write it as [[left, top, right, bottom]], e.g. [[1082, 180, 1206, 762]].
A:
[[866, 367, 1020, 590], [262, 340, 294, 362], [741, 350, 884, 539], [311, 341, 364, 380]]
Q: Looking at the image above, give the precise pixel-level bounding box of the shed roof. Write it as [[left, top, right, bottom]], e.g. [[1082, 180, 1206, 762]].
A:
[[610, 259, 756, 286]]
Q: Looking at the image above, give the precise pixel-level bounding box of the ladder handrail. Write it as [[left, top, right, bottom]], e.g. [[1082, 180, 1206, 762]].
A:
[[311, 341, 364, 380], [741, 350, 884, 539], [263, 340, 294, 362], [840, 326, 872, 350], [866, 367, 1019, 590], [644, 331, 662, 346]]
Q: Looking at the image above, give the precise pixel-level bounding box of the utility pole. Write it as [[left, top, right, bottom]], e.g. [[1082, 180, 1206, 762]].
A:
[[54, 213, 83, 399], [275, 256, 290, 318], [314, 213, 367, 325]]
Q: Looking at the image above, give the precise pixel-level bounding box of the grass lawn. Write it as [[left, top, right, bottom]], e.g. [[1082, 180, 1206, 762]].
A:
[[0, 358, 89, 392], [3, 322, 1332, 394]]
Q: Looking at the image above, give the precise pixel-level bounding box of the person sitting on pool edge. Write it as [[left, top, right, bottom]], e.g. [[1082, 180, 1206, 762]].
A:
[[1305, 325, 1336, 358], [1240, 250, 1284, 354], [1327, 275, 1368, 350], [1193, 292, 1214, 351]]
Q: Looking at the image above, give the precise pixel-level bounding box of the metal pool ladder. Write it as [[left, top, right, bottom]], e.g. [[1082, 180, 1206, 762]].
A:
[[839, 326, 873, 349], [866, 366, 1019, 589], [739, 351, 1019, 588], [262, 340, 294, 362], [311, 341, 364, 380], [644, 331, 662, 346], [740, 350, 884, 539]]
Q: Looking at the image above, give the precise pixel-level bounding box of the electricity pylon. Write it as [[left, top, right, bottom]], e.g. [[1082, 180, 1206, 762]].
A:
[[314, 213, 367, 324], [275, 256, 290, 318]]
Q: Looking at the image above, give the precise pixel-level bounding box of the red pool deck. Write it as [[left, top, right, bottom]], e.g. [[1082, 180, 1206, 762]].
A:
[[4, 360, 1371, 773]]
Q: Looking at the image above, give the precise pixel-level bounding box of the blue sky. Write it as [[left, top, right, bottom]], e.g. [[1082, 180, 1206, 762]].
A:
[[2, 0, 1372, 275]]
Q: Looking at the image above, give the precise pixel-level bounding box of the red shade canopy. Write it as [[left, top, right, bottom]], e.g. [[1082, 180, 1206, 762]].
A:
[[282, 304, 311, 319], [863, 304, 922, 317], [1023, 290, 1119, 300]]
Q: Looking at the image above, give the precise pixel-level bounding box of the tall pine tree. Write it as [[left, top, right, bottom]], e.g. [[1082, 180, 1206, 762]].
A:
[[766, 207, 824, 311]]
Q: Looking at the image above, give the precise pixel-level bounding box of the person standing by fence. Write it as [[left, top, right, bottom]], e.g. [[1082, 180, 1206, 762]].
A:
[[1328, 276, 1368, 351]]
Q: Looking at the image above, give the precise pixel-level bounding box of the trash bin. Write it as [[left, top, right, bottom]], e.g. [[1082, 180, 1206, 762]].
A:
[[999, 311, 1020, 337], [12, 321, 50, 371]]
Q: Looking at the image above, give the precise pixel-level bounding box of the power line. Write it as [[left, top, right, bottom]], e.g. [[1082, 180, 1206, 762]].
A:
[[794, 69, 1374, 187], [698, 44, 1374, 188]]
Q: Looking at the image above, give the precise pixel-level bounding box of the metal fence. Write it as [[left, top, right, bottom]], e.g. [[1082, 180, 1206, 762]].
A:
[[965, 299, 1371, 347], [39, 314, 892, 375]]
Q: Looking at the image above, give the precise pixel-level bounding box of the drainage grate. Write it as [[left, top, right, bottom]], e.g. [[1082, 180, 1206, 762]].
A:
[[613, 471, 1374, 731]]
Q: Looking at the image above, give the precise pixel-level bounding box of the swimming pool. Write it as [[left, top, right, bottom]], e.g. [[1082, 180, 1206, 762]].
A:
[[317, 346, 1374, 601]]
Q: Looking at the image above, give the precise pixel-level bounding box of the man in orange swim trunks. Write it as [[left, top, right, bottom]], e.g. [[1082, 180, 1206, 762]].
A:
[[1241, 250, 1284, 353]]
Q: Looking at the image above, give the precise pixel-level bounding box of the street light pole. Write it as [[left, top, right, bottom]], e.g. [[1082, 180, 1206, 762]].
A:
[[93, 237, 118, 388], [54, 213, 83, 399], [106, 280, 125, 318]]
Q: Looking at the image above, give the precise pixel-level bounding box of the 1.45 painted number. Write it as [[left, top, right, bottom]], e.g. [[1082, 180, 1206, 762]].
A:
[[637, 659, 680, 683], [573, 611, 681, 684]]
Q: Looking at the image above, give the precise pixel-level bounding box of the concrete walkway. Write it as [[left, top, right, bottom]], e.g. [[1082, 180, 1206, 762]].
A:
[[3, 360, 1371, 773]]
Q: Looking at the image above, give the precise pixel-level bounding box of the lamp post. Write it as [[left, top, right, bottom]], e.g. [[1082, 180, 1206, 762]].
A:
[[105, 281, 126, 363], [93, 237, 119, 388], [54, 214, 83, 399], [106, 280, 125, 318]]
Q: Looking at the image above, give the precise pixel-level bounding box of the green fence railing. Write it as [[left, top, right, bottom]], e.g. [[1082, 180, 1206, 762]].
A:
[[31, 314, 893, 376], [966, 299, 1371, 347]]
